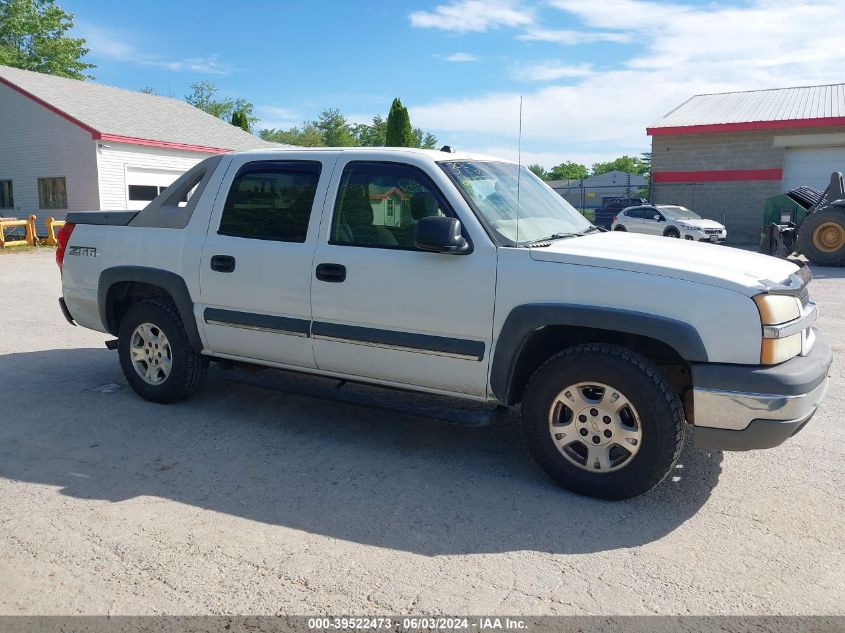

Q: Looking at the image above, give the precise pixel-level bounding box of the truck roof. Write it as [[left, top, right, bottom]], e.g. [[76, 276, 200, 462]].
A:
[[237, 146, 513, 163]]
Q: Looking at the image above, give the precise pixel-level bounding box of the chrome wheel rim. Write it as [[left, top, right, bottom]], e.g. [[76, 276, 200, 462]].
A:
[[130, 322, 172, 385], [548, 382, 642, 473]]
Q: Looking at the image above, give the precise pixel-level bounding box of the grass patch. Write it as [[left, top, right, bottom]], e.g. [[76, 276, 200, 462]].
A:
[[0, 244, 53, 255]]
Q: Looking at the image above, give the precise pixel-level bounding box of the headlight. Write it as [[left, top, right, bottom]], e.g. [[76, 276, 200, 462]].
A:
[[761, 334, 802, 364], [754, 294, 803, 364], [681, 224, 697, 231], [753, 294, 801, 325]]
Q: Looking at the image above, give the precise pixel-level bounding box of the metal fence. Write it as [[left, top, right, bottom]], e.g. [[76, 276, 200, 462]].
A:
[[552, 182, 649, 213]]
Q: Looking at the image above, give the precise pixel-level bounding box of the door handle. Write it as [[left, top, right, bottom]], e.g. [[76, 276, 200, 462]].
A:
[[315, 263, 346, 283], [210, 255, 236, 273]]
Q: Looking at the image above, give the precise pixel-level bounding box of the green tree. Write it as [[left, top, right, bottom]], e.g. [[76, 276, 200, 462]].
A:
[[547, 161, 588, 181], [139, 86, 156, 94], [259, 123, 324, 147], [352, 115, 387, 146], [232, 97, 258, 129], [591, 155, 649, 177], [385, 98, 413, 147], [413, 128, 438, 149], [260, 106, 438, 148], [186, 81, 233, 118], [528, 164, 547, 179], [314, 107, 355, 146], [0, 0, 94, 79], [185, 81, 257, 128], [231, 110, 249, 131]]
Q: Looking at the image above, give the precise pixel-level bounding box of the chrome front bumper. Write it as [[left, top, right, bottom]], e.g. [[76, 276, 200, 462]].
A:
[[690, 331, 832, 451]]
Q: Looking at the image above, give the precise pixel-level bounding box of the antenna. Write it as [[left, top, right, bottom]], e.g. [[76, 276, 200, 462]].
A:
[[516, 95, 523, 244]]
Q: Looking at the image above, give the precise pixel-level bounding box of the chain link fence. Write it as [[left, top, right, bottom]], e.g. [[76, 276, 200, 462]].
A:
[[552, 180, 761, 246]]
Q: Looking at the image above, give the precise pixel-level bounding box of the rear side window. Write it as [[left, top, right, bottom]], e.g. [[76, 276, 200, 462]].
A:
[[626, 208, 642, 219], [219, 161, 321, 242]]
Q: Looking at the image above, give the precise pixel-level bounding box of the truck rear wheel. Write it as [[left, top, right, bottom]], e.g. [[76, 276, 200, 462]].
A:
[[797, 210, 845, 266], [118, 298, 208, 403], [521, 343, 685, 500]]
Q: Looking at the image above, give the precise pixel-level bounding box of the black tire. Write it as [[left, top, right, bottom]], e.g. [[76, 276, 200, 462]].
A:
[[664, 227, 680, 238], [521, 343, 685, 500], [796, 210, 845, 266], [614, 225, 627, 231], [118, 298, 208, 403]]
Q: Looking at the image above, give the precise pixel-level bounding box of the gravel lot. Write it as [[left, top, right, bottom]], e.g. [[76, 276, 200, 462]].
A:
[[0, 249, 843, 616]]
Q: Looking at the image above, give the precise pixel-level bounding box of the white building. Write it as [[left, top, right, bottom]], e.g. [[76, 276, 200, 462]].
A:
[[0, 64, 278, 231]]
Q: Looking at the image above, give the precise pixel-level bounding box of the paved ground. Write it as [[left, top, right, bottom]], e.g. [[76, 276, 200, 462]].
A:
[[0, 249, 843, 616]]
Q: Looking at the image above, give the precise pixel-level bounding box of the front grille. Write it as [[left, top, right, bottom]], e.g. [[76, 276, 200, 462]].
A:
[[704, 228, 721, 235], [799, 286, 810, 308]]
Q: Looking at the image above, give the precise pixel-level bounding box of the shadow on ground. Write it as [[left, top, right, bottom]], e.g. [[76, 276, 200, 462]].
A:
[[0, 347, 723, 556]]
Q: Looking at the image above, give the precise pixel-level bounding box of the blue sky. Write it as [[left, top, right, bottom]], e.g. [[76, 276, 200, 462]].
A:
[[69, 0, 845, 168]]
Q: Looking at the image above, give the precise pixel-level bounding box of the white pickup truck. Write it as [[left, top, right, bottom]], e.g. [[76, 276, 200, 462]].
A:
[[57, 147, 832, 500]]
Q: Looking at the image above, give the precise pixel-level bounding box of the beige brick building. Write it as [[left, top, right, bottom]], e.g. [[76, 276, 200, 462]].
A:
[[648, 85, 845, 245]]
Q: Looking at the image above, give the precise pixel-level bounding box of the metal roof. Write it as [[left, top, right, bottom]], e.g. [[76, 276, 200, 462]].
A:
[[648, 84, 845, 135], [0, 64, 281, 152]]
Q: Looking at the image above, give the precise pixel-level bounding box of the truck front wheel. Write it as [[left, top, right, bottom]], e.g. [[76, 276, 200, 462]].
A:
[[521, 343, 685, 499], [118, 298, 208, 403], [797, 210, 845, 266]]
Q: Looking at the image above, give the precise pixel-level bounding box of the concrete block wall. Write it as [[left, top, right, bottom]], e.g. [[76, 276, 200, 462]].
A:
[[650, 126, 845, 245], [650, 180, 780, 245]]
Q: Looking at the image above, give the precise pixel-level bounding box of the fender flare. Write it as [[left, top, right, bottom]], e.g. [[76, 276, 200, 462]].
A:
[[98, 266, 202, 351], [490, 303, 708, 404]]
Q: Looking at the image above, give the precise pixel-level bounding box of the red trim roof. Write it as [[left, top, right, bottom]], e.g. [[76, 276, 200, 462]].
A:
[[0, 75, 98, 136], [368, 186, 409, 201], [652, 168, 783, 183], [1, 75, 233, 153], [648, 117, 845, 136], [96, 133, 231, 154]]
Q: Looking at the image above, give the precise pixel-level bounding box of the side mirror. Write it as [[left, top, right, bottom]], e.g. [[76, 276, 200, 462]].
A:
[[653, 214, 661, 221], [414, 216, 471, 254]]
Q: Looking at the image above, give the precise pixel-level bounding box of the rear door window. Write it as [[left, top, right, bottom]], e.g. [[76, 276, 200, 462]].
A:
[[219, 161, 321, 242]]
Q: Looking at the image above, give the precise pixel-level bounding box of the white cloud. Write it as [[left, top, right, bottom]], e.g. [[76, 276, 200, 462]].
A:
[[410, 0, 533, 32], [517, 28, 630, 44], [464, 145, 615, 170], [75, 22, 232, 75], [255, 106, 302, 130], [510, 61, 593, 81], [444, 52, 480, 62], [411, 0, 845, 167]]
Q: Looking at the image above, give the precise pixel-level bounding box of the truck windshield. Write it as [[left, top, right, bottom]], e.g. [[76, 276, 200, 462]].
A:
[[440, 160, 592, 246]]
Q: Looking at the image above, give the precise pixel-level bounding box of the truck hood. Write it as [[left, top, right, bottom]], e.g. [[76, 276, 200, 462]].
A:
[[529, 231, 799, 294]]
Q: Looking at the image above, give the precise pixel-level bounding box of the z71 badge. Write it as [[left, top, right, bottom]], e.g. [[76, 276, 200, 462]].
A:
[[68, 246, 97, 257]]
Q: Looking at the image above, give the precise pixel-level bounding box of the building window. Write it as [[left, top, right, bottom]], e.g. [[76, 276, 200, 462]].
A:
[[38, 177, 67, 209], [128, 185, 167, 202], [0, 180, 12, 209]]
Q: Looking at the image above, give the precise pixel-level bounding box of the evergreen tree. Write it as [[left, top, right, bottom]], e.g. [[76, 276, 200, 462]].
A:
[[231, 110, 249, 131], [385, 98, 413, 147]]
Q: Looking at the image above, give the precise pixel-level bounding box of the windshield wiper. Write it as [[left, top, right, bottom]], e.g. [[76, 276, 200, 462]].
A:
[[523, 227, 602, 247], [523, 232, 581, 246]]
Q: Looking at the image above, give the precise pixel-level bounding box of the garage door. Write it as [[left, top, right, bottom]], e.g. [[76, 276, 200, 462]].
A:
[[125, 167, 184, 210], [782, 147, 845, 192]]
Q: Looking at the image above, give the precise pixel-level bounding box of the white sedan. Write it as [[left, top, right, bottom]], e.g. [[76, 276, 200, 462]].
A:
[[612, 204, 727, 242]]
